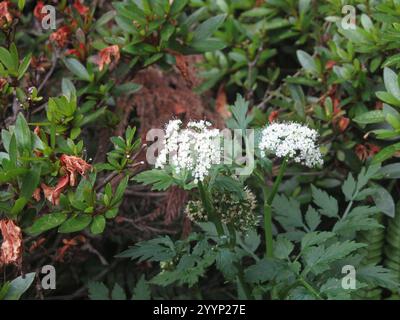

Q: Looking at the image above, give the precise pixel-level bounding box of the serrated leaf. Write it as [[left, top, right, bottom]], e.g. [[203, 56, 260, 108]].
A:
[[88, 282, 109, 300], [311, 185, 338, 218], [111, 284, 126, 300], [133, 169, 174, 191], [301, 231, 335, 250], [116, 236, 176, 262], [333, 216, 382, 235], [320, 278, 351, 300], [274, 237, 294, 259], [215, 248, 238, 280], [272, 194, 305, 230], [342, 173, 356, 201], [304, 241, 365, 275], [132, 275, 151, 300], [357, 164, 381, 190], [358, 265, 398, 290], [227, 94, 253, 131], [287, 286, 315, 300], [244, 258, 278, 284], [305, 206, 321, 231]]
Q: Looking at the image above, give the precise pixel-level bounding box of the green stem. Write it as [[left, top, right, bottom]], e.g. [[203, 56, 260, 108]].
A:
[[228, 224, 252, 300], [341, 200, 354, 220], [263, 199, 274, 258], [263, 158, 288, 258], [227, 223, 236, 248], [298, 276, 323, 300], [198, 183, 252, 300], [267, 158, 288, 205], [198, 181, 224, 237], [237, 269, 252, 300]]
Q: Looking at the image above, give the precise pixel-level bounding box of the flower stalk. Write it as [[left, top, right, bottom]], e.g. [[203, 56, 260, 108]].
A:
[[263, 158, 288, 258], [197, 181, 224, 237], [298, 276, 323, 300], [198, 182, 253, 300]]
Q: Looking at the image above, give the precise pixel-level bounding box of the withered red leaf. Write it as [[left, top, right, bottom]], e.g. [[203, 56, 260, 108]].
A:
[[0, 219, 23, 267]]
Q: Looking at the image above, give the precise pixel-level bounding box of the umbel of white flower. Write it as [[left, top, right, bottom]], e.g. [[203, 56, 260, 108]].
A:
[[155, 119, 221, 183], [259, 122, 323, 167]]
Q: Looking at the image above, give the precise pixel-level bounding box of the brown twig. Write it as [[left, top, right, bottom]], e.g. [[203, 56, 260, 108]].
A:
[[94, 144, 147, 192], [38, 53, 58, 94], [245, 44, 264, 105]]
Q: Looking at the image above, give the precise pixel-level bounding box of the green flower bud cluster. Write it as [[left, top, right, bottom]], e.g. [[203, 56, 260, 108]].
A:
[[185, 188, 258, 233]]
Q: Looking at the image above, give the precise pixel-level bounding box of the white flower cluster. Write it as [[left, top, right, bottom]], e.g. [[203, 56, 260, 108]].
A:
[[259, 122, 323, 167], [155, 119, 221, 183], [185, 187, 258, 233]]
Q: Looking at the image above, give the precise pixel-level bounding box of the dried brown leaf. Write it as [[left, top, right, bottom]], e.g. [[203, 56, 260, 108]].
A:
[[0, 220, 23, 267]]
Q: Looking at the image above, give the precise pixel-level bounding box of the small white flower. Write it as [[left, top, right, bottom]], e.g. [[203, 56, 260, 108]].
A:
[[259, 122, 323, 167], [155, 119, 221, 182]]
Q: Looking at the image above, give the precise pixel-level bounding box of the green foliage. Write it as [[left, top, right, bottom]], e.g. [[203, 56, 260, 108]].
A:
[[0, 273, 35, 300], [114, 0, 226, 67], [117, 236, 177, 262], [356, 213, 385, 299], [385, 202, 400, 298], [3, 0, 400, 301], [134, 169, 175, 191], [88, 282, 128, 300], [1, 111, 139, 236], [0, 43, 31, 79]]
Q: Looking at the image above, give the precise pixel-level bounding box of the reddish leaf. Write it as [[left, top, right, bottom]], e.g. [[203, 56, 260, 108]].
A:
[[0, 220, 23, 267], [73, 0, 89, 16], [49, 26, 71, 48], [269, 111, 279, 123], [216, 84, 231, 119], [41, 175, 69, 206], [94, 45, 120, 71], [60, 154, 92, 186]]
